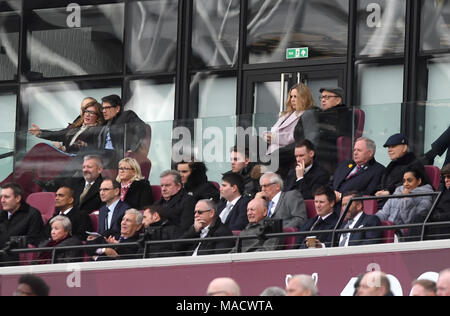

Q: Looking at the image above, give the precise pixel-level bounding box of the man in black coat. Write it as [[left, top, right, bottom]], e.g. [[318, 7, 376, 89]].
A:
[[43, 186, 93, 242], [422, 126, 450, 166], [337, 191, 382, 247], [98, 94, 147, 168], [316, 87, 354, 174], [176, 199, 235, 256], [285, 140, 330, 200], [333, 137, 385, 203], [376, 133, 430, 197], [0, 183, 44, 264], [156, 170, 197, 235], [228, 146, 260, 197], [217, 172, 250, 231], [296, 186, 339, 249]]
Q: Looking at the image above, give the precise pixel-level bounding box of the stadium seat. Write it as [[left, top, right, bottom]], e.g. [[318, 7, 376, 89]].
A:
[[211, 181, 220, 191], [425, 165, 441, 190], [89, 212, 99, 232], [232, 230, 241, 236], [381, 221, 395, 243], [151, 185, 162, 202], [337, 108, 365, 163], [363, 198, 378, 215], [26, 192, 56, 224], [102, 169, 118, 180], [283, 227, 298, 250], [305, 200, 317, 219], [19, 244, 37, 266]]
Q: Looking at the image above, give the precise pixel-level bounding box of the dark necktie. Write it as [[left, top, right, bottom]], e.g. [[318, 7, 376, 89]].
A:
[[105, 208, 111, 230], [310, 217, 323, 231]]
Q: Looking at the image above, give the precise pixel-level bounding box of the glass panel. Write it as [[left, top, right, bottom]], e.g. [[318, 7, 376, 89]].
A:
[[424, 57, 450, 168], [0, 1, 20, 81], [193, 76, 237, 182], [26, 3, 124, 79], [247, 0, 349, 64], [0, 92, 16, 181], [22, 83, 121, 151], [127, 79, 175, 184], [356, 0, 406, 57], [421, 0, 450, 51], [126, 0, 178, 73], [357, 63, 403, 166], [192, 0, 240, 68]]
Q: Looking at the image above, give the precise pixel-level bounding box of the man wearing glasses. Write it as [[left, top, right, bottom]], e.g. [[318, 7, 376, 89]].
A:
[[316, 87, 354, 174], [98, 94, 147, 169]]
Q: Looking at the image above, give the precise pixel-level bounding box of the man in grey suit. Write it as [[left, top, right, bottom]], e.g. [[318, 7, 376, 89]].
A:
[[256, 172, 307, 230]]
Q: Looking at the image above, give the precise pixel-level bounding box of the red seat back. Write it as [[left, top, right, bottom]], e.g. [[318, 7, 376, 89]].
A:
[[381, 221, 395, 243], [151, 185, 162, 202], [354, 108, 365, 140], [337, 109, 366, 163], [26, 192, 56, 224], [19, 244, 37, 266], [89, 212, 99, 232], [211, 181, 220, 191], [363, 198, 378, 215], [305, 200, 317, 219], [425, 165, 441, 191], [283, 227, 298, 250], [232, 230, 241, 236]]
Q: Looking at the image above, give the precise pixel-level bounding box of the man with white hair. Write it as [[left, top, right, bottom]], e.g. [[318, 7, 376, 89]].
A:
[[256, 172, 307, 229], [437, 268, 450, 296], [286, 275, 318, 296], [356, 271, 392, 296], [206, 277, 241, 296]]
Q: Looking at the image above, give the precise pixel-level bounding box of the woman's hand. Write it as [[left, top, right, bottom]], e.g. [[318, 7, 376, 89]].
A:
[[29, 124, 42, 137]]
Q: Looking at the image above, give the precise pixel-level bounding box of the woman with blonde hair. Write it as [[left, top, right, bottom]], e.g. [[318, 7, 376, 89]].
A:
[[116, 157, 153, 209]]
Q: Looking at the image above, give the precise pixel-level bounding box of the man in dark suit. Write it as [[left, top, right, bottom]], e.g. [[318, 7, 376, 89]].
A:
[[67, 155, 103, 214], [0, 183, 44, 264], [257, 172, 307, 229], [333, 137, 385, 203], [98, 94, 148, 169], [337, 191, 382, 247], [296, 186, 339, 248], [217, 172, 250, 231], [97, 178, 129, 238], [176, 199, 235, 256], [285, 140, 330, 200], [156, 170, 197, 235], [43, 186, 93, 242]]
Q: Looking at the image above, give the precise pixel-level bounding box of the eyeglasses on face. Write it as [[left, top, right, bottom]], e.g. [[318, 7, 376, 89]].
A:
[[101, 105, 116, 111], [83, 109, 98, 116], [319, 95, 339, 101], [194, 209, 213, 215]]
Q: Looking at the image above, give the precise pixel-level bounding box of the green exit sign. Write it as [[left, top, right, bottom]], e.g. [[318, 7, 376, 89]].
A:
[[286, 47, 309, 60]]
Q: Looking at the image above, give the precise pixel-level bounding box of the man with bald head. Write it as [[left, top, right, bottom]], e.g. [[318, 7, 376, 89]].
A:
[[437, 268, 450, 296], [356, 271, 392, 296], [230, 198, 282, 253], [206, 277, 241, 296]]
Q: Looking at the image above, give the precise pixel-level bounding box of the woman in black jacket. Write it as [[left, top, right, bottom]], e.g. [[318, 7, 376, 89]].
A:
[[116, 157, 153, 209]]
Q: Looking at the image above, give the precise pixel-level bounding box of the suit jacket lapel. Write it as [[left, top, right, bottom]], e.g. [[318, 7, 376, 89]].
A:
[[272, 192, 284, 216]]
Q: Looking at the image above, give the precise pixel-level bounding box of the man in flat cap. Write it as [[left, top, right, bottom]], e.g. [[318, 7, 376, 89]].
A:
[[316, 87, 354, 174], [375, 133, 430, 198]]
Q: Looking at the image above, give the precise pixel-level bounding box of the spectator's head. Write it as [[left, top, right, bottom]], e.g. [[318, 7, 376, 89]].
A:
[[1, 182, 23, 213], [194, 199, 217, 227], [49, 215, 72, 242], [313, 186, 336, 217], [142, 205, 167, 229], [341, 191, 363, 221], [55, 186, 75, 212], [403, 167, 426, 191], [177, 161, 192, 185], [177, 161, 208, 189], [260, 172, 283, 201], [160, 170, 183, 201], [206, 277, 241, 296], [14, 274, 50, 296], [230, 146, 250, 173], [286, 83, 314, 114], [437, 268, 450, 296], [411, 279, 437, 296], [295, 139, 316, 168], [99, 178, 121, 205], [82, 155, 103, 183], [356, 271, 391, 296], [247, 198, 268, 224], [441, 164, 450, 190], [220, 172, 244, 202], [353, 137, 376, 166], [286, 275, 318, 296], [260, 286, 286, 296], [101, 94, 122, 121], [117, 157, 144, 184], [319, 87, 343, 110], [121, 209, 143, 239], [383, 133, 409, 161]]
